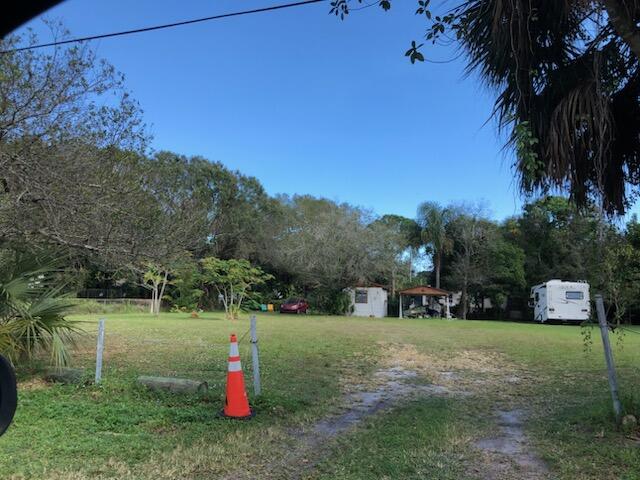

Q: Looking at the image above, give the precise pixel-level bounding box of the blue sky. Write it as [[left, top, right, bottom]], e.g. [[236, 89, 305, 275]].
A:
[[20, 0, 532, 221]]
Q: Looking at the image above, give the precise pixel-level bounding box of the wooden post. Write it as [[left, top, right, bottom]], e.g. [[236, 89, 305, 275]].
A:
[[95, 318, 105, 385], [250, 315, 261, 396], [595, 294, 622, 422]]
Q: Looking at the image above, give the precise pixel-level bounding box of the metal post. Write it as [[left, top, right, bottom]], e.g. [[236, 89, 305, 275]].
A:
[[250, 315, 261, 396], [595, 295, 622, 422], [399, 294, 403, 318], [95, 318, 105, 385]]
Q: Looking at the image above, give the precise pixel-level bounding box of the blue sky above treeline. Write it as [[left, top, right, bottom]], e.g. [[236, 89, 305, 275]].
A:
[[20, 0, 631, 222]]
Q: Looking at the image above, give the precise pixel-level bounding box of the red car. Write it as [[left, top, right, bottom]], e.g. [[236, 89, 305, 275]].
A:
[[279, 298, 309, 314]]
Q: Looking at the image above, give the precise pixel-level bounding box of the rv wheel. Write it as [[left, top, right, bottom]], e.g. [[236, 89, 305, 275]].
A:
[[0, 354, 17, 436]]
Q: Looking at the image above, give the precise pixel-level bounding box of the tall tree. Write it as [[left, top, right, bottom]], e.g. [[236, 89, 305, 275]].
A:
[[444, 205, 491, 319], [335, 1, 640, 215], [262, 196, 403, 299], [417, 201, 454, 288], [372, 215, 421, 294], [517, 196, 601, 286]]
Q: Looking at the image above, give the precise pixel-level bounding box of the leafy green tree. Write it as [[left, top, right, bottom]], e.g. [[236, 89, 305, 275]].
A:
[[517, 196, 600, 286], [200, 258, 273, 320], [142, 264, 172, 316], [598, 217, 640, 323], [170, 259, 204, 312], [480, 227, 526, 318], [417, 201, 455, 288], [374, 214, 422, 291], [442, 205, 492, 319], [262, 196, 404, 306]]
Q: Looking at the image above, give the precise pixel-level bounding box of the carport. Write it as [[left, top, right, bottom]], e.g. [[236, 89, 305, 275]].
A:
[[398, 285, 452, 319]]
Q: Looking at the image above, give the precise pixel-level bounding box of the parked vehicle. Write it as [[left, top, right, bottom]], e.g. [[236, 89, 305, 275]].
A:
[[529, 280, 590, 323], [279, 298, 309, 314]]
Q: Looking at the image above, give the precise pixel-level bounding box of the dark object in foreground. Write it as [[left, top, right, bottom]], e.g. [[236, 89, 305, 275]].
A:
[[0, 354, 17, 436], [279, 298, 309, 314], [0, 0, 62, 38], [137, 376, 208, 394]]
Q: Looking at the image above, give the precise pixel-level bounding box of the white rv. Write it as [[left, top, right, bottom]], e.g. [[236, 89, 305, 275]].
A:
[[529, 280, 590, 323]]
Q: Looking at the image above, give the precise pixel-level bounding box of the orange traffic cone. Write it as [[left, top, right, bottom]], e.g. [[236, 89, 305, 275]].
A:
[[221, 333, 254, 419]]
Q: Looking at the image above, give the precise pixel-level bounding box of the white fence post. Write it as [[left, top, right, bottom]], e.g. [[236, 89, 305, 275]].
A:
[[595, 295, 622, 422], [250, 315, 261, 396], [95, 318, 106, 385]]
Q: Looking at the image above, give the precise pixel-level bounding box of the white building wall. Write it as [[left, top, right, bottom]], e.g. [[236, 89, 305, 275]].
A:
[[349, 287, 388, 318]]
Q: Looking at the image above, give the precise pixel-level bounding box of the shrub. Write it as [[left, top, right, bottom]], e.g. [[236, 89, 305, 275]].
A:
[[70, 299, 148, 315], [306, 288, 352, 315], [0, 250, 79, 366]]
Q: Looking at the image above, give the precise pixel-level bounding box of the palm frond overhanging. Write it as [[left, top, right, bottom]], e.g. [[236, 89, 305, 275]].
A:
[[457, 0, 640, 215], [0, 249, 78, 366]]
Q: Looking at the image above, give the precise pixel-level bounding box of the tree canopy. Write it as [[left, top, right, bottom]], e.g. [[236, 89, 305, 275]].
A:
[[336, 0, 640, 215]]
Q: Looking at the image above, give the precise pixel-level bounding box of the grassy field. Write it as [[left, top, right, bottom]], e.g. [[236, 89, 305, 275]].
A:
[[2, 312, 640, 479]]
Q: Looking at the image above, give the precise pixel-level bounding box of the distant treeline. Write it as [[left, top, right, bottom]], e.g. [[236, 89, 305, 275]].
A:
[[2, 25, 639, 321]]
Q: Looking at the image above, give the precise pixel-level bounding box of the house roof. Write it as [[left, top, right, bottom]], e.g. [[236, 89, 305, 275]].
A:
[[398, 285, 450, 296]]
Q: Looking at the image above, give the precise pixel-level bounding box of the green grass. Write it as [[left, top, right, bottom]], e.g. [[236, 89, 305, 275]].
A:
[[1, 312, 639, 479]]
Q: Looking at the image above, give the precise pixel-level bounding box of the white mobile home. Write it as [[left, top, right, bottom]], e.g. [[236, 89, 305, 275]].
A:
[[529, 280, 590, 323], [348, 285, 388, 318]]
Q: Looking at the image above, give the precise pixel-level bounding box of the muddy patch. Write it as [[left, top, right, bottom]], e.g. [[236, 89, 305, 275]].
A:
[[310, 366, 452, 439], [474, 409, 549, 479], [18, 377, 50, 391], [227, 364, 459, 480]]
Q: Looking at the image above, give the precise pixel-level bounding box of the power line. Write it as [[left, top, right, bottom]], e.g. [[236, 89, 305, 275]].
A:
[[349, 1, 380, 11], [0, 0, 328, 55]]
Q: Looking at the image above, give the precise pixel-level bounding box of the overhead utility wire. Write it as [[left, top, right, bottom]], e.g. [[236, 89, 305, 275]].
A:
[[0, 0, 328, 54]]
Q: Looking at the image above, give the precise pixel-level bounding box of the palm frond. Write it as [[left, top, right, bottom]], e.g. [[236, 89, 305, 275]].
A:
[[0, 247, 79, 366], [459, 0, 640, 215]]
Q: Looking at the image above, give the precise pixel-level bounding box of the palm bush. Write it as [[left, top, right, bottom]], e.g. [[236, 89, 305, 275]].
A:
[[0, 250, 79, 367]]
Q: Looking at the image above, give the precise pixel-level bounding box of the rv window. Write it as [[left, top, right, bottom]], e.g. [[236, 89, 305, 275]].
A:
[[534, 292, 539, 302], [566, 291, 584, 300], [355, 289, 368, 304]]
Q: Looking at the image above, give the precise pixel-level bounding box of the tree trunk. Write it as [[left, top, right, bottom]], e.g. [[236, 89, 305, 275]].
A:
[[602, 0, 640, 61], [149, 284, 157, 314], [460, 284, 468, 320], [155, 271, 169, 315], [391, 269, 396, 297], [434, 251, 441, 289]]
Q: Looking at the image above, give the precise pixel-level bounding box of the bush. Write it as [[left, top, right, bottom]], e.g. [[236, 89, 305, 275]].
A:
[[0, 250, 79, 366], [70, 299, 149, 315], [306, 288, 352, 315]]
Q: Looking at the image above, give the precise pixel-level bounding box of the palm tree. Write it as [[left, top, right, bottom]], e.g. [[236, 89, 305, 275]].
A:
[[417, 202, 454, 289], [454, 0, 640, 216], [0, 250, 78, 367]]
